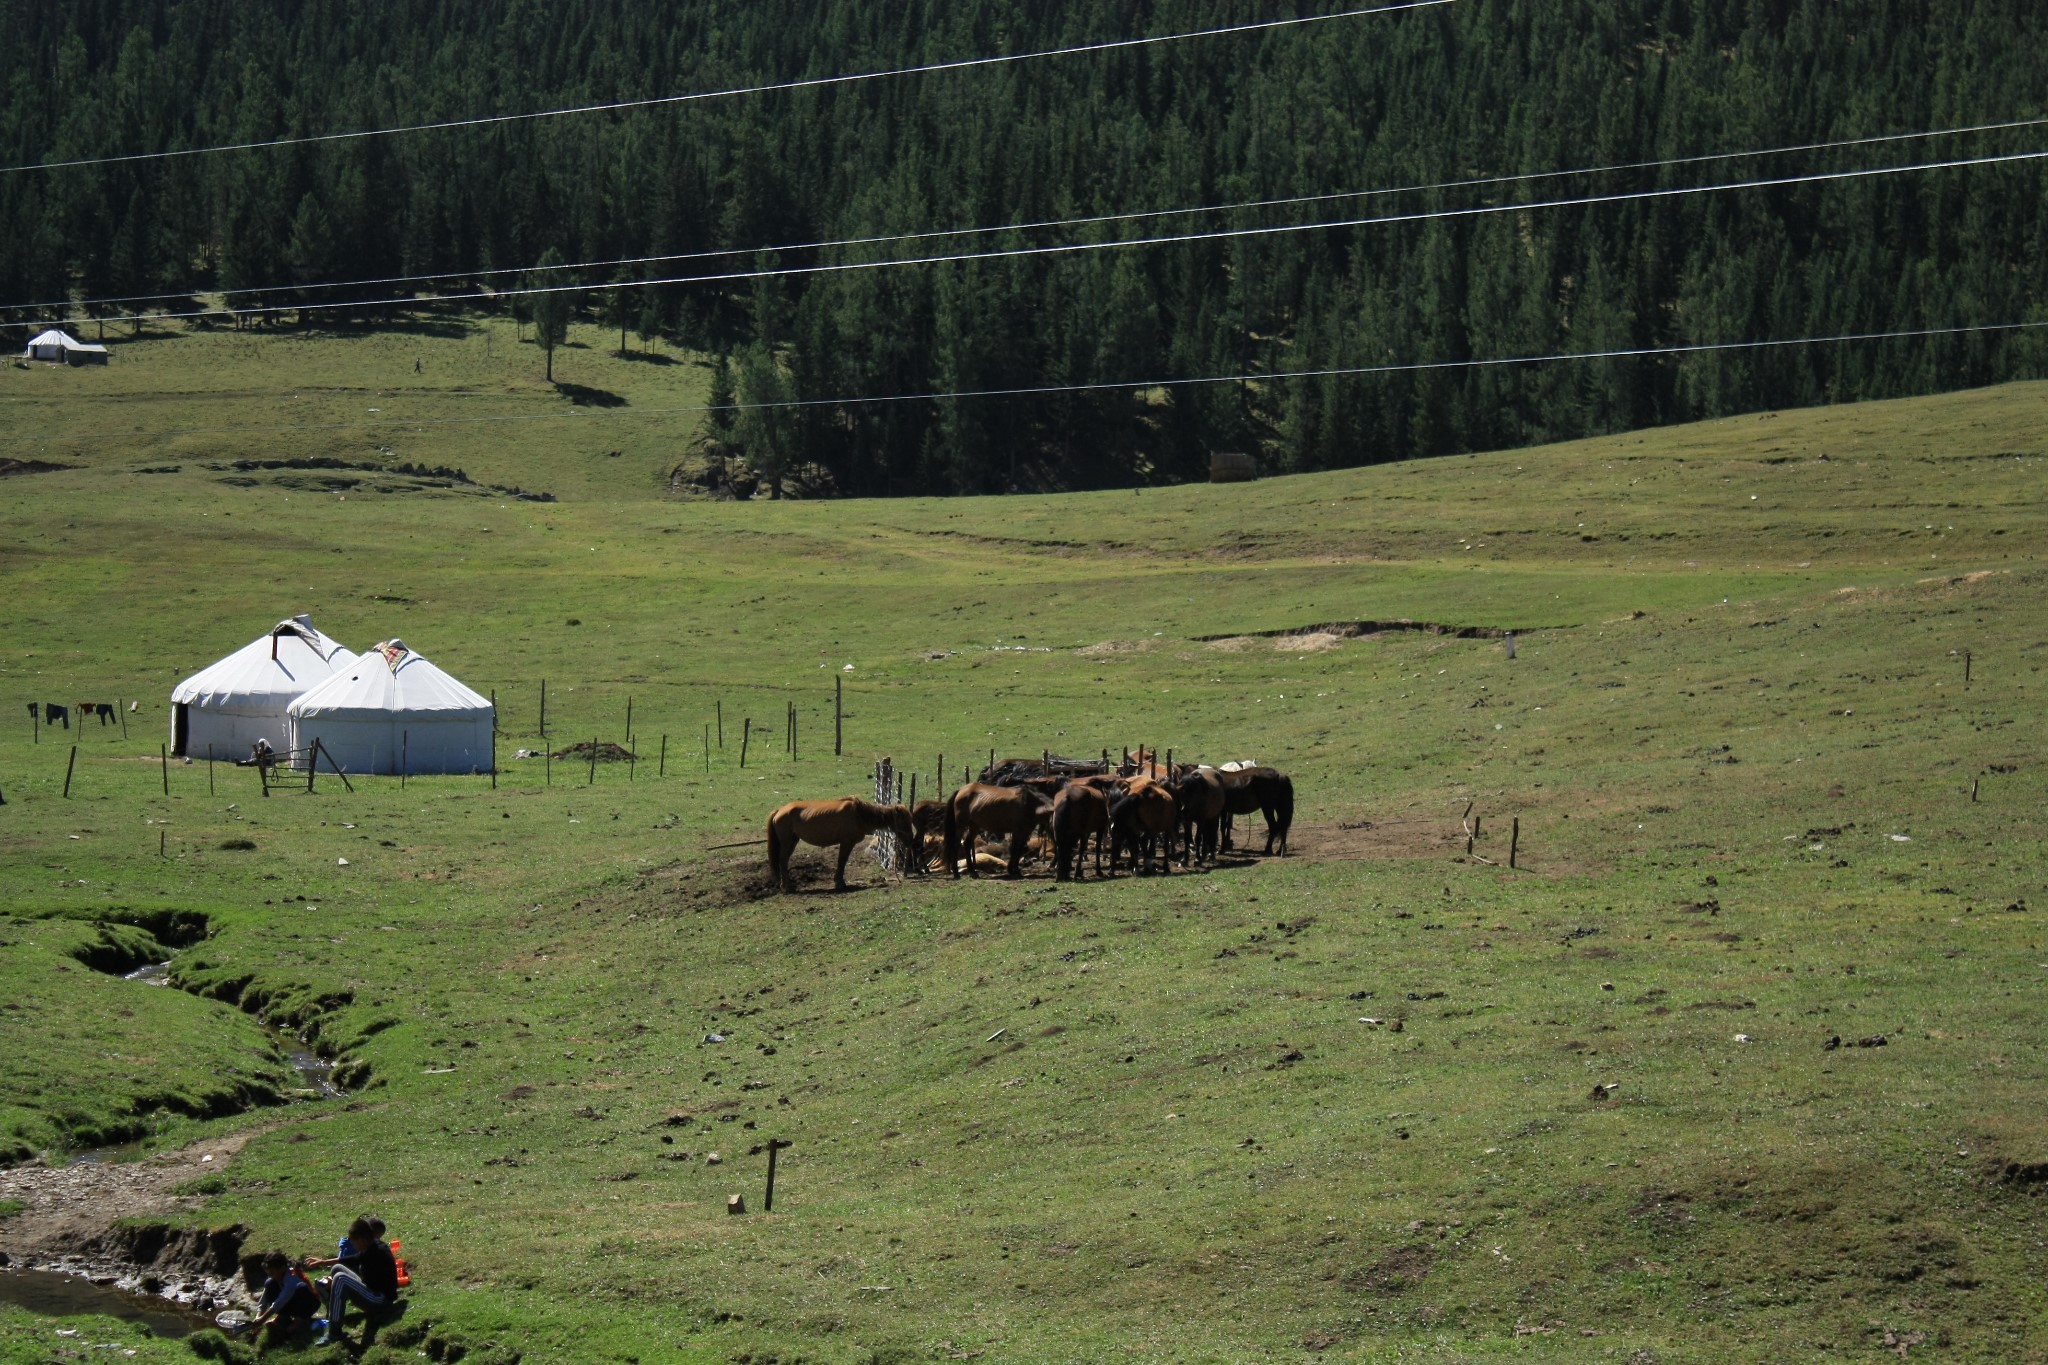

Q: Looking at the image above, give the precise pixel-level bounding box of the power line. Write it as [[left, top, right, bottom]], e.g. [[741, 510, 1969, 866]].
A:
[[31, 112, 2048, 316], [11, 317, 2041, 449], [0, 1, 1451, 176], [46, 144, 2048, 326]]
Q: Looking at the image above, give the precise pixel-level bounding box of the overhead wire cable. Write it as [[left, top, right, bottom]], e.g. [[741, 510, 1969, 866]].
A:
[[10, 317, 2042, 450], [50, 143, 2048, 326], [0, 1, 1452, 175], [27, 112, 2048, 316]]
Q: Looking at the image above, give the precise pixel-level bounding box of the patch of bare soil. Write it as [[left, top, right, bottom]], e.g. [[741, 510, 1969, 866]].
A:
[[1078, 639, 1156, 657], [1289, 819, 1469, 863], [549, 739, 637, 763], [0, 1129, 249, 1285], [1279, 631, 1349, 653]]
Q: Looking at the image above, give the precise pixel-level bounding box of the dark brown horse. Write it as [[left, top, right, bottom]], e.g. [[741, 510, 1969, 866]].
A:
[[1172, 766, 1227, 864], [1109, 776, 1177, 875], [1051, 783, 1111, 881], [766, 797, 916, 892], [944, 783, 1054, 878], [1218, 766, 1294, 855]]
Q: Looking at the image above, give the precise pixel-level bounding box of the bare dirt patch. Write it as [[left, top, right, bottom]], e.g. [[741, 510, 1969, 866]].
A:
[[0, 1134, 249, 1263], [1078, 639, 1156, 657]]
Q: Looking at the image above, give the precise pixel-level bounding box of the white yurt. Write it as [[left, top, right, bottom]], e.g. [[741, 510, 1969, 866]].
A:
[[23, 328, 110, 365], [285, 640, 494, 775], [170, 615, 357, 760]]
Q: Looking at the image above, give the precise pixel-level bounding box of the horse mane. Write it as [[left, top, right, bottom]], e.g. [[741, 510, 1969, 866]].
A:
[[850, 797, 896, 821]]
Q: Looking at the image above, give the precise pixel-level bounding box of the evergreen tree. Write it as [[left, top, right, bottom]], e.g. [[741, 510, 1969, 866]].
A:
[[529, 247, 571, 384]]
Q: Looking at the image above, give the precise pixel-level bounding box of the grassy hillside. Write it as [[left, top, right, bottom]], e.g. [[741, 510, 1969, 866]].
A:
[[2, 324, 2045, 1362]]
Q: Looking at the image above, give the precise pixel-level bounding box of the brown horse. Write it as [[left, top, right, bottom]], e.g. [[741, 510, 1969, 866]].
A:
[[1051, 783, 1111, 881], [1218, 766, 1295, 855], [1109, 776, 1177, 875], [1172, 766, 1227, 865], [766, 797, 915, 892], [944, 783, 1053, 878]]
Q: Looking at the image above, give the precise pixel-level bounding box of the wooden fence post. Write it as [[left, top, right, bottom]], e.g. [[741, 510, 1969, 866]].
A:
[[660, 734, 668, 778], [540, 679, 547, 737], [717, 700, 724, 749], [207, 744, 215, 796], [1509, 817, 1520, 869], [834, 676, 843, 756], [63, 745, 77, 798], [588, 736, 598, 786], [161, 744, 169, 796], [741, 718, 752, 769]]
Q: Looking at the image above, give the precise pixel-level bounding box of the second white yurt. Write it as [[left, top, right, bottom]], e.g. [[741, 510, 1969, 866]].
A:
[[285, 640, 494, 775], [170, 615, 356, 760]]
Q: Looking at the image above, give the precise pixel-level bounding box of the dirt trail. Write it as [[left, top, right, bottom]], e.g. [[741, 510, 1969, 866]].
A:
[[0, 1134, 247, 1263]]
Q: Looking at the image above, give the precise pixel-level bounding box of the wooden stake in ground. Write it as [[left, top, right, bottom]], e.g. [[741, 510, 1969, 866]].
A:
[[588, 736, 598, 786], [63, 745, 77, 798], [490, 690, 497, 789], [703, 724, 710, 774], [1965, 649, 1973, 686], [741, 719, 752, 769], [159, 828, 166, 858], [315, 739, 354, 793], [1509, 817, 1520, 869], [717, 700, 724, 749], [161, 744, 169, 796], [834, 676, 843, 756], [625, 697, 634, 749], [540, 679, 548, 737], [207, 744, 215, 795], [764, 1138, 793, 1212], [659, 734, 668, 778], [119, 703, 128, 740]]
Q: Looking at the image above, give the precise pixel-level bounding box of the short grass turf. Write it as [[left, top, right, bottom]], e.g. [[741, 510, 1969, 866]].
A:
[[2, 322, 2047, 1362]]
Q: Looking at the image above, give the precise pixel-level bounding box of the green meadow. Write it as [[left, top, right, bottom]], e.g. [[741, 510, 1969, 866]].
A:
[[2, 321, 2045, 1363]]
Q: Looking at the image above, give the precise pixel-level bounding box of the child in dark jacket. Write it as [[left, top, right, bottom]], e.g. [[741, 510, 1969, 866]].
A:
[[249, 1252, 319, 1354], [305, 1217, 399, 1346]]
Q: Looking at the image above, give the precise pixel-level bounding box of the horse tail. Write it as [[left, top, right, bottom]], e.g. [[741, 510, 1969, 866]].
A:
[[943, 793, 960, 879], [1275, 776, 1295, 854], [765, 810, 782, 885]]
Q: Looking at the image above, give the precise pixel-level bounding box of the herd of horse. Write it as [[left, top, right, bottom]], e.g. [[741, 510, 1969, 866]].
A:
[[764, 749, 1295, 892]]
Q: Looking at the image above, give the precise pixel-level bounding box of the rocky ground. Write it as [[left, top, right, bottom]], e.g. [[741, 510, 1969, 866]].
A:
[[0, 1134, 255, 1314]]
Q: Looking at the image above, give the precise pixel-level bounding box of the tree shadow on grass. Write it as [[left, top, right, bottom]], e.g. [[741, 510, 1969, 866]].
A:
[[555, 381, 628, 408], [616, 350, 680, 366]]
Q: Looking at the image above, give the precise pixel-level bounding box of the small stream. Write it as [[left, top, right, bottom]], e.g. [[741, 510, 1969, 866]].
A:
[[0, 1268, 214, 1340], [123, 962, 344, 1099]]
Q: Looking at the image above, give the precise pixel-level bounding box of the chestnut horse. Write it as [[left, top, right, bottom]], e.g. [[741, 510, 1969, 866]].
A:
[[1109, 776, 1177, 875], [1051, 783, 1111, 881], [944, 783, 1054, 878], [766, 797, 915, 892]]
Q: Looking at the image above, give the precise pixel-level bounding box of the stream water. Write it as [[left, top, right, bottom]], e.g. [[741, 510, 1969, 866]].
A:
[[122, 961, 344, 1098], [0, 1268, 213, 1339]]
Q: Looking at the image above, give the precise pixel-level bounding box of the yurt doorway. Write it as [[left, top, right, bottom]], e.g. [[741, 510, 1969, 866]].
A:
[[172, 703, 190, 757]]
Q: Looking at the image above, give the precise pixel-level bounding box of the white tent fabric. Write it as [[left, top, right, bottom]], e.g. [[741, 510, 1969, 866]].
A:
[[170, 616, 356, 760], [285, 639, 494, 775], [23, 329, 110, 362]]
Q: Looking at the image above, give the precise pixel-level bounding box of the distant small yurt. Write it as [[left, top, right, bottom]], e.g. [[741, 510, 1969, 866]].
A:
[[170, 616, 356, 760], [23, 329, 110, 365], [285, 640, 494, 775]]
